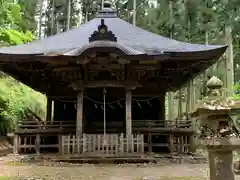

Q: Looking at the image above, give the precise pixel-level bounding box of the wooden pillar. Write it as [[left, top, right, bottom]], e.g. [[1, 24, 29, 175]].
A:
[[191, 80, 196, 110], [13, 135, 19, 154], [125, 89, 132, 135], [46, 97, 52, 121], [58, 134, 62, 154], [190, 117, 197, 153], [36, 133, 40, 155], [167, 92, 174, 120], [177, 89, 183, 119], [186, 84, 191, 113], [159, 95, 165, 120], [148, 132, 152, 153], [181, 136, 184, 153], [169, 133, 174, 153], [76, 90, 84, 137]]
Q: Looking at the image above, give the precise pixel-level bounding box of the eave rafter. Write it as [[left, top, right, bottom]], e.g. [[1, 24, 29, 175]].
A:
[[0, 55, 218, 95], [164, 64, 214, 91]]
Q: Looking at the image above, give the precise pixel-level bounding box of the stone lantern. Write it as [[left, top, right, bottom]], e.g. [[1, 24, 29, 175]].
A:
[[192, 76, 240, 180]]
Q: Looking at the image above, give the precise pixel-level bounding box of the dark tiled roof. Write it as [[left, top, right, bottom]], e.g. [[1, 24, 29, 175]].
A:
[[0, 10, 226, 56], [63, 41, 145, 56]]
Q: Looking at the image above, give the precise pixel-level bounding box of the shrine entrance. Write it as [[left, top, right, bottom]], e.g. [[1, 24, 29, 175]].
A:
[[84, 87, 125, 134]]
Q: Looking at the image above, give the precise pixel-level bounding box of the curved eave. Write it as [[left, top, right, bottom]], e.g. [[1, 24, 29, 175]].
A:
[[0, 40, 227, 64], [161, 46, 227, 91], [0, 41, 170, 62], [166, 45, 227, 61]]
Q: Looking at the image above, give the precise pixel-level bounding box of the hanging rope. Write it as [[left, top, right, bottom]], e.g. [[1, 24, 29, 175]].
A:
[[54, 96, 160, 104], [84, 96, 125, 105], [132, 96, 159, 102]]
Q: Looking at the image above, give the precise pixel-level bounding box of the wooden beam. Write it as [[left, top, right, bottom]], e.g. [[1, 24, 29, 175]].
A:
[[88, 64, 123, 70], [76, 58, 91, 65], [52, 64, 161, 71], [139, 60, 159, 65], [53, 67, 80, 71], [48, 60, 69, 65], [71, 80, 142, 89], [117, 59, 131, 64]]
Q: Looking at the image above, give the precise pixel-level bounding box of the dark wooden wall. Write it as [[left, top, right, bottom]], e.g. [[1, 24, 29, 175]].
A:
[[52, 89, 166, 133], [53, 101, 76, 121]]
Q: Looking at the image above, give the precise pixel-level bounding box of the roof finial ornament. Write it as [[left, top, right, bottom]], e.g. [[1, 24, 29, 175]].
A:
[[89, 19, 117, 42]]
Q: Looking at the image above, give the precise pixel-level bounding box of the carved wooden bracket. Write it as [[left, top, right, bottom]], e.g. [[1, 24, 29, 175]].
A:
[[71, 81, 84, 91], [125, 86, 137, 91]]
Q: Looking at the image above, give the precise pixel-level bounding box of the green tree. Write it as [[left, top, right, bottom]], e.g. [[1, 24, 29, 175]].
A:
[[44, 0, 80, 36], [0, 0, 35, 45], [0, 0, 45, 135], [18, 0, 38, 32]]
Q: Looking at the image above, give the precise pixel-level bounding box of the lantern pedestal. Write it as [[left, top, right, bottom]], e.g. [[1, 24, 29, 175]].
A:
[[204, 137, 240, 180]]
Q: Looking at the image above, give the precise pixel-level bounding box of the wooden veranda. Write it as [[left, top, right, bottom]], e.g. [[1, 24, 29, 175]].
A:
[[13, 118, 195, 157]]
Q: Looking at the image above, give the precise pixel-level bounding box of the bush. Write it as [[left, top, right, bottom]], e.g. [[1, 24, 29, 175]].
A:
[[0, 77, 46, 135]]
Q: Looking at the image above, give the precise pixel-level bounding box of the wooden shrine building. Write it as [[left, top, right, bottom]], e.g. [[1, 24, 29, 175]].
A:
[[0, 2, 227, 158]]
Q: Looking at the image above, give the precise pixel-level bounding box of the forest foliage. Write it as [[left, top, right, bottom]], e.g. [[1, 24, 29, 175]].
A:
[[0, 0, 46, 135]]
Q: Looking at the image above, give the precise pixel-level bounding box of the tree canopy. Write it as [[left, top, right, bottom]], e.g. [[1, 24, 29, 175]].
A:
[[0, 0, 45, 135], [0, 0, 35, 46]]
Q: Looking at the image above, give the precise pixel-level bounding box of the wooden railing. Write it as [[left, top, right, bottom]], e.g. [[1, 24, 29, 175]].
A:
[[16, 120, 76, 133], [62, 133, 144, 157], [16, 119, 192, 133], [132, 120, 192, 129], [90, 120, 192, 128]]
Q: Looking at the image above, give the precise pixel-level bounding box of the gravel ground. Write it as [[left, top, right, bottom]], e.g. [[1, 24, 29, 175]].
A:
[[0, 139, 209, 180], [0, 163, 209, 180], [0, 153, 238, 180], [0, 155, 210, 180], [1, 156, 240, 180]]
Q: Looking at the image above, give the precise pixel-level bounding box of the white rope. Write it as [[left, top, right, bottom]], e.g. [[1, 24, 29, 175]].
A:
[[54, 96, 160, 104]]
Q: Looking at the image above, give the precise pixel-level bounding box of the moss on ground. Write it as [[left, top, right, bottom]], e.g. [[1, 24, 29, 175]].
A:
[[0, 177, 9, 180], [4, 161, 25, 166]]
